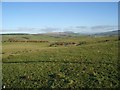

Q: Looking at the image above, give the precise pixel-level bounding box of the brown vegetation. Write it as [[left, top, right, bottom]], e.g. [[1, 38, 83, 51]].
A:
[[3, 38, 49, 43]]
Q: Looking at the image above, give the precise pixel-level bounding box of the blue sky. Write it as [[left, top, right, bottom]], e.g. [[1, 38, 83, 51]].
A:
[[2, 2, 118, 33]]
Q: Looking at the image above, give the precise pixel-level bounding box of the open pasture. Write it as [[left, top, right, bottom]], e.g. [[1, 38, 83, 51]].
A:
[[2, 35, 119, 88]]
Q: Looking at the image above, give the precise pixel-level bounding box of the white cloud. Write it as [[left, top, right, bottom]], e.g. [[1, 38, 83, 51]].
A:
[[90, 25, 118, 33], [40, 27, 61, 33], [1, 25, 118, 34]]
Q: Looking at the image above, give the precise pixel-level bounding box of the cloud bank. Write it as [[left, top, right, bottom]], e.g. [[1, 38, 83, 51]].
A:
[[1, 25, 118, 34]]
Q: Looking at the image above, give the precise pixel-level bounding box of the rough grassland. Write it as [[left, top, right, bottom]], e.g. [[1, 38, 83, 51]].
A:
[[2, 35, 119, 88]]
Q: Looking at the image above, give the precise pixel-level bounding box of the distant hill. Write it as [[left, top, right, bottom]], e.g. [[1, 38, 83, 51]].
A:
[[93, 30, 120, 36], [1, 30, 119, 37], [41, 31, 80, 37], [40, 30, 120, 37]]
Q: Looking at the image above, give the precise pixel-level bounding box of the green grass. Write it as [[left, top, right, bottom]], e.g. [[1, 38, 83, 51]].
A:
[[2, 35, 119, 88]]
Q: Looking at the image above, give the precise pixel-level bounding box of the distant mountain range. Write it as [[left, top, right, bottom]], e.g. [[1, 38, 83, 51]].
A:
[[1, 30, 119, 36], [42, 30, 120, 36], [92, 30, 120, 36]]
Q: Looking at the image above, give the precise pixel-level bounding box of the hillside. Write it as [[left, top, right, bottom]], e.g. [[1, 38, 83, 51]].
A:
[[93, 30, 119, 36]]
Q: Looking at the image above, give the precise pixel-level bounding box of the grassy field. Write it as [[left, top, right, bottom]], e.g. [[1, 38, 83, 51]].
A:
[[2, 34, 119, 88]]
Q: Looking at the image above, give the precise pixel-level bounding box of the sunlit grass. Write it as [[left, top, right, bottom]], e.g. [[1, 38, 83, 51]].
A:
[[2, 35, 119, 88]]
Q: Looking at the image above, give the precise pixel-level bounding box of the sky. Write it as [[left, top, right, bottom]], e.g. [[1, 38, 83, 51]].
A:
[[2, 2, 118, 34]]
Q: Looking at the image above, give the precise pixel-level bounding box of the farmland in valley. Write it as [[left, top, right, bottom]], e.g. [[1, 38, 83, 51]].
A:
[[2, 33, 119, 88]]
